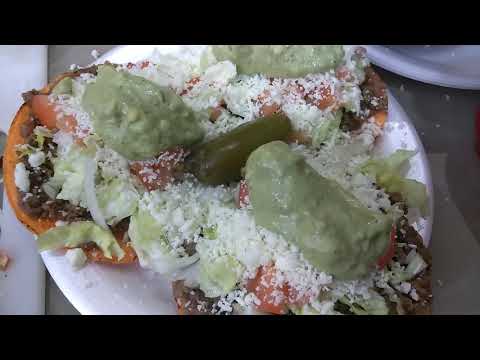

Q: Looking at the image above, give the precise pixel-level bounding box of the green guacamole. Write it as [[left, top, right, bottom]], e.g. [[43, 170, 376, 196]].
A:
[[245, 141, 392, 280], [82, 65, 204, 160], [211, 45, 344, 78]]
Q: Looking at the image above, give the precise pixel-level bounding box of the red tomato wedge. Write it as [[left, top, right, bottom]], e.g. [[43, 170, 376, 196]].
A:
[[305, 83, 337, 110], [30, 94, 81, 136], [377, 226, 397, 269], [246, 264, 289, 315], [256, 90, 281, 117], [130, 147, 187, 191], [127, 60, 150, 69], [236, 180, 249, 208], [180, 77, 201, 96]]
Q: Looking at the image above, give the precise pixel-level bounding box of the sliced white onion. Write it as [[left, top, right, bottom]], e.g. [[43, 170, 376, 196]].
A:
[[83, 158, 108, 229]]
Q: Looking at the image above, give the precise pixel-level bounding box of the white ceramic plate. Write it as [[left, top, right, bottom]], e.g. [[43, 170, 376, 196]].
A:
[[27, 45, 432, 314], [364, 45, 480, 90]]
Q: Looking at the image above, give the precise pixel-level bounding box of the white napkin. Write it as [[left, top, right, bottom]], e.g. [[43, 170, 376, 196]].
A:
[[0, 45, 48, 314]]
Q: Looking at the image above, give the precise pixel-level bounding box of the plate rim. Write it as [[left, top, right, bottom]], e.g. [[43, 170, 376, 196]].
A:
[[41, 45, 434, 314], [364, 45, 480, 90]]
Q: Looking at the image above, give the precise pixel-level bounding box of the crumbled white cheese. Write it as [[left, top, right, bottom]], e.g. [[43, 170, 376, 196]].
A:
[[409, 288, 419, 301], [52, 129, 74, 156], [96, 146, 131, 181], [91, 49, 100, 59], [28, 151, 46, 168], [182, 61, 237, 111], [397, 282, 412, 294], [65, 248, 87, 270], [69, 64, 78, 71], [14, 163, 30, 192]]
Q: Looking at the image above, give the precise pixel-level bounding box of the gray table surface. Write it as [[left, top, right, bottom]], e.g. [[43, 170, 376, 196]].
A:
[[46, 45, 480, 315]]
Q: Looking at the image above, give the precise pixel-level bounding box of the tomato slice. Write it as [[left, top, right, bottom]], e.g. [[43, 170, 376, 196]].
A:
[[30, 94, 82, 137], [377, 226, 397, 269], [180, 77, 201, 96], [246, 264, 289, 315], [236, 180, 249, 208], [130, 147, 187, 191], [256, 90, 281, 117], [126, 60, 150, 70], [305, 83, 337, 110], [335, 65, 353, 81]]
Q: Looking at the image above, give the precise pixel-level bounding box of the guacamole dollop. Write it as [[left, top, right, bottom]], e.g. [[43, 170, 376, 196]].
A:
[[211, 45, 344, 78], [245, 141, 392, 279], [82, 65, 204, 160]]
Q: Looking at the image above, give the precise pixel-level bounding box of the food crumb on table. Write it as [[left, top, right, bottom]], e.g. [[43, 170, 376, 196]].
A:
[[435, 124, 441, 128], [91, 49, 100, 59], [444, 94, 451, 102], [0, 250, 10, 271], [437, 279, 444, 287], [400, 84, 405, 92]]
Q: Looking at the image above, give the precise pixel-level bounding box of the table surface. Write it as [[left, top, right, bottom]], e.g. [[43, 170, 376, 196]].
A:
[[46, 45, 480, 315]]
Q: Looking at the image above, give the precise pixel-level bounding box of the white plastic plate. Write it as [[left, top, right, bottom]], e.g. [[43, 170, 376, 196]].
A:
[[365, 45, 480, 90], [29, 46, 432, 314]]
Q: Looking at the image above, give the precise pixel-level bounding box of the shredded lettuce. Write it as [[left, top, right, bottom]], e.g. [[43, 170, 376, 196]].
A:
[[47, 145, 94, 207], [203, 225, 217, 240], [198, 255, 243, 298], [128, 208, 199, 274], [37, 221, 124, 259], [96, 178, 139, 226], [16, 144, 36, 158], [33, 126, 53, 147], [383, 250, 427, 285], [289, 300, 337, 315], [405, 251, 428, 279], [338, 290, 389, 315], [360, 150, 428, 216], [51, 77, 73, 96], [312, 111, 342, 146]]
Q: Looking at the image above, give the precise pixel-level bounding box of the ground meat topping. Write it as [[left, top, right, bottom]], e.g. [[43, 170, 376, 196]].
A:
[[361, 66, 388, 112], [340, 66, 388, 132], [378, 217, 432, 315], [172, 280, 219, 315], [17, 117, 91, 223]]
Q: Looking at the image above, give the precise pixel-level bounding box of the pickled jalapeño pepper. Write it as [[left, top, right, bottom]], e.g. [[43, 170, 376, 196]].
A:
[[185, 114, 292, 185]]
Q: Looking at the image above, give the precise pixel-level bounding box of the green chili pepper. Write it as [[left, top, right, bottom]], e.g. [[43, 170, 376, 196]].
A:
[[185, 114, 292, 185]]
